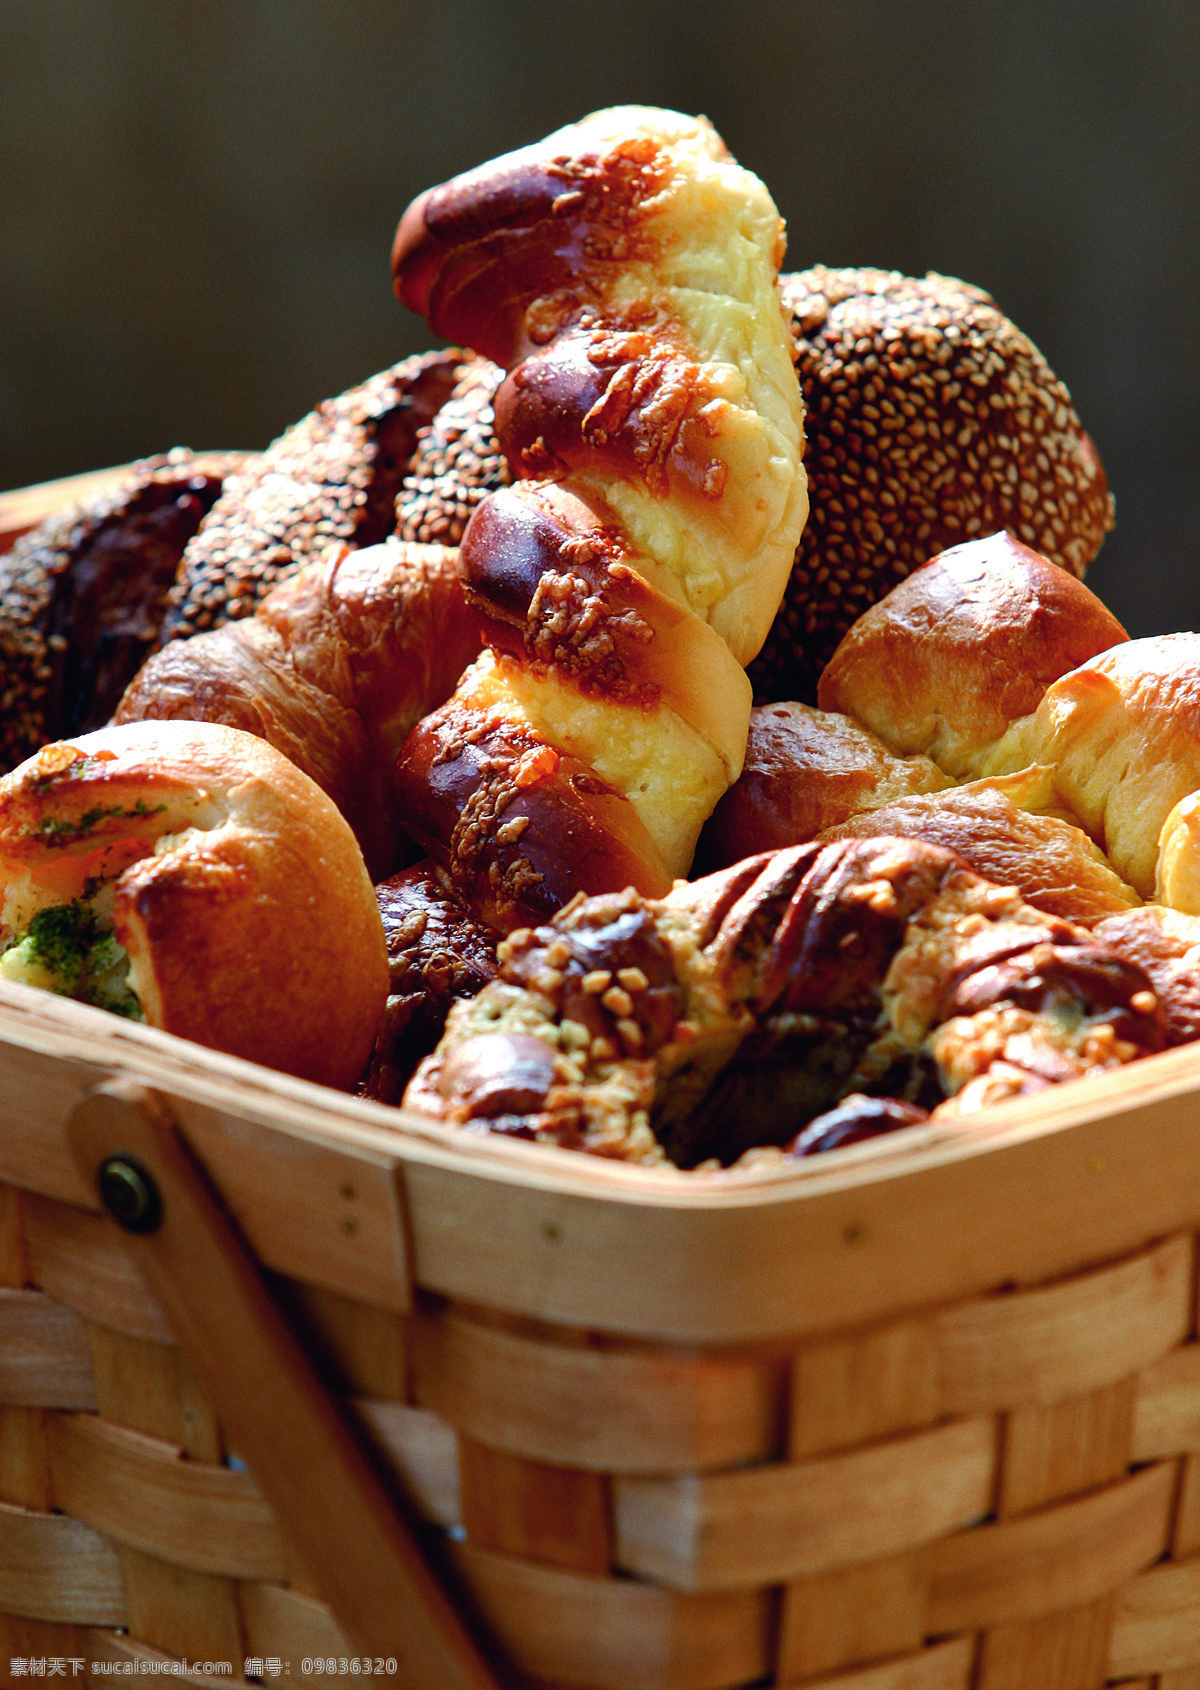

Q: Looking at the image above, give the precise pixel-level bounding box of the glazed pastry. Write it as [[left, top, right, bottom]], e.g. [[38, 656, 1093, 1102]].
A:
[[392, 106, 808, 926], [817, 531, 1128, 778], [359, 861, 499, 1104], [0, 721, 388, 1089], [0, 451, 237, 774], [117, 537, 481, 880], [750, 267, 1115, 701], [404, 838, 1162, 1167]]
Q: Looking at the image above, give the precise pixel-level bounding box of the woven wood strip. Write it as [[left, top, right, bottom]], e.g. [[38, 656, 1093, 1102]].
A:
[[450, 1540, 773, 1690], [933, 1234, 1193, 1414], [777, 1547, 929, 1680], [87, 1323, 224, 1461], [779, 1637, 975, 1689], [115, 1542, 245, 1664], [459, 1436, 613, 1573], [1107, 1555, 1200, 1679], [996, 1377, 1136, 1518], [410, 1304, 784, 1473], [44, 1412, 289, 1581], [613, 1418, 994, 1590], [973, 1593, 1115, 1690], [926, 1462, 1174, 1632], [0, 1042, 104, 1208], [23, 1192, 172, 1341], [1133, 1342, 1200, 1458], [0, 1497, 125, 1625], [351, 1398, 461, 1527], [277, 1278, 409, 1398], [89, 1628, 256, 1687], [239, 1581, 352, 1660], [0, 1405, 53, 1510], [0, 1288, 96, 1410]]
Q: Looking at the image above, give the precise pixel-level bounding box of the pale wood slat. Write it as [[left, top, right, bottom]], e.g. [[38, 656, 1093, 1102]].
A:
[[1174, 1453, 1200, 1558], [410, 1303, 783, 1473], [614, 1417, 994, 1591], [449, 1540, 772, 1690], [0, 1613, 90, 1673], [0, 1288, 96, 1410], [88, 1628, 255, 1687], [87, 1324, 223, 1461], [0, 1405, 52, 1508], [23, 1193, 172, 1341], [791, 1319, 938, 1457], [458, 1435, 611, 1573], [115, 1542, 245, 1665], [277, 1279, 408, 1399], [777, 1637, 974, 1690], [351, 1398, 461, 1527], [927, 1460, 1174, 1633], [0, 1496, 125, 1625], [0, 1039, 105, 1208], [777, 1547, 928, 1681], [239, 1581, 352, 1661], [1108, 1554, 1200, 1678], [973, 1593, 1114, 1690], [935, 1234, 1193, 1414], [45, 1412, 288, 1581], [997, 1377, 1135, 1517], [1134, 1343, 1200, 1460]]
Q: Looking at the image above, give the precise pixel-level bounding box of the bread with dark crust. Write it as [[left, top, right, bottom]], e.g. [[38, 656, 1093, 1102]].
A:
[[0, 451, 237, 774], [0, 722, 388, 1089], [404, 837, 1163, 1166]]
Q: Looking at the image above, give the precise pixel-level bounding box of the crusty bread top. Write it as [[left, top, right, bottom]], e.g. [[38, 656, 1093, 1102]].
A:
[[0, 721, 387, 1088]]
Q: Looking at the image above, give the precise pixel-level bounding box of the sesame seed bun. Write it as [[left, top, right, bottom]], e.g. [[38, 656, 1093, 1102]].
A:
[[749, 266, 1116, 702]]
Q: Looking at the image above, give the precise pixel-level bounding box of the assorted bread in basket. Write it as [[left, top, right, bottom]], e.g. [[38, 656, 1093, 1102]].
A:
[[4, 104, 1200, 1689]]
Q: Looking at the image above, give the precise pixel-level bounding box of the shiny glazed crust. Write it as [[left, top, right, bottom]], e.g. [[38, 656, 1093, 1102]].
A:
[[0, 722, 388, 1089], [117, 538, 481, 881], [392, 106, 807, 915]]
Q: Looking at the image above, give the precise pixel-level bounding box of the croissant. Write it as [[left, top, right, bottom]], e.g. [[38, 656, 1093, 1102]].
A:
[[404, 837, 1164, 1167], [390, 106, 808, 927]]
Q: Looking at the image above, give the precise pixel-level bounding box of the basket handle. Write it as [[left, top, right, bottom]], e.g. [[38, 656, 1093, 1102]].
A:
[[66, 1077, 505, 1690]]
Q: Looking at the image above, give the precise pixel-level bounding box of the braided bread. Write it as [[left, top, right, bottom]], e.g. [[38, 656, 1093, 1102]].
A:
[[404, 837, 1163, 1167], [391, 107, 807, 926]]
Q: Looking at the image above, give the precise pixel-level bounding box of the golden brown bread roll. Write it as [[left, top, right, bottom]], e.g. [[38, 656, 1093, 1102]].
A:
[[0, 722, 387, 1089], [696, 700, 951, 873], [816, 769, 1140, 926], [981, 635, 1200, 900], [404, 838, 1162, 1167], [391, 106, 807, 921], [818, 531, 1128, 777], [749, 267, 1115, 703], [117, 537, 481, 881]]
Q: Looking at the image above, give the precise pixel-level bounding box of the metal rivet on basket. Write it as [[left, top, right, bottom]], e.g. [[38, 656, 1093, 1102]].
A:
[[97, 1155, 163, 1234]]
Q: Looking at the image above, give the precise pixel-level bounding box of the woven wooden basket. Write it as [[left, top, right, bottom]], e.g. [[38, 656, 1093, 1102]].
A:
[[4, 476, 1200, 1690]]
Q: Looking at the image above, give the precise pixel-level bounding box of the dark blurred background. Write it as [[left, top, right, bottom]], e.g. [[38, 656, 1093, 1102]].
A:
[[2, 0, 1198, 635]]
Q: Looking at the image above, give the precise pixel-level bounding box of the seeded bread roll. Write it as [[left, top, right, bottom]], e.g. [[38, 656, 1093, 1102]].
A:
[[0, 451, 237, 774], [749, 267, 1115, 702], [818, 532, 1129, 777], [0, 722, 388, 1089], [392, 106, 807, 922], [162, 350, 503, 638], [404, 838, 1162, 1166]]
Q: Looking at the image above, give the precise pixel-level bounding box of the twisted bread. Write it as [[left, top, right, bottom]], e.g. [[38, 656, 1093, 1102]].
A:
[[0, 722, 387, 1088], [404, 837, 1162, 1167], [116, 537, 481, 881], [391, 107, 807, 924]]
